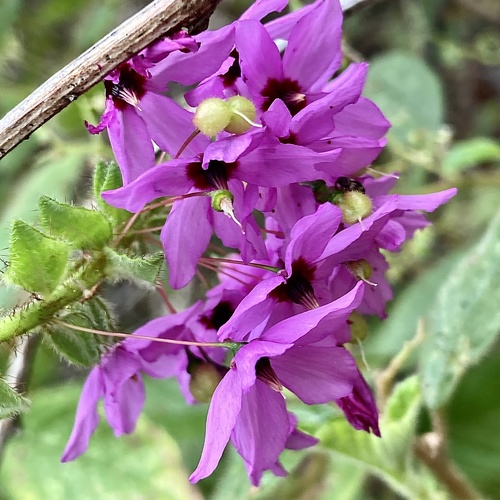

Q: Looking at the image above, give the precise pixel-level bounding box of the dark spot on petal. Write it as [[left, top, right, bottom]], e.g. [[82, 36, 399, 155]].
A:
[[105, 63, 147, 110], [261, 77, 306, 115], [270, 257, 317, 305], [200, 300, 235, 330]]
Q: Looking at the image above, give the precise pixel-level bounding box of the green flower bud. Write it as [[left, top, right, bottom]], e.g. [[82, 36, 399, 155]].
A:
[[347, 312, 369, 342], [225, 96, 258, 134], [346, 259, 377, 286], [334, 191, 373, 224], [193, 97, 231, 137], [210, 189, 234, 212], [189, 363, 224, 403]]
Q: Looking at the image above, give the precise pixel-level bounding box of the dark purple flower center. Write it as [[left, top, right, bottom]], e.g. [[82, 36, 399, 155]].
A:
[[104, 63, 147, 110], [186, 159, 238, 191], [199, 301, 235, 330], [222, 49, 241, 88], [261, 77, 306, 115], [270, 257, 318, 309], [255, 357, 282, 391]]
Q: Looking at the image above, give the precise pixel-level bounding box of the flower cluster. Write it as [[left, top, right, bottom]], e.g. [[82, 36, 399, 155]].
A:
[[63, 0, 456, 486]]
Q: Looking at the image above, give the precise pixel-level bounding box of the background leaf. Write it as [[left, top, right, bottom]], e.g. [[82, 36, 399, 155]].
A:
[[0, 378, 30, 419]]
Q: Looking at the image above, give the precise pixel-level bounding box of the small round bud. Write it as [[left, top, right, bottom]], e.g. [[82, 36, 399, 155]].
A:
[[334, 191, 373, 224], [210, 189, 234, 212], [193, 98, 231, 137], [225, 96, 258, 134], [347, 312, 369, 342], [346, 259, 373, 281], [189, 363, 224, 403]]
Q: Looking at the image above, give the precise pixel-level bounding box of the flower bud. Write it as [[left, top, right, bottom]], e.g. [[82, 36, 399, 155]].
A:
[[334, 191, 373, 224], [189, 362, 224, 403], [193, 97, 231, 137], [210, 190, 245, 233], [347, 312, 368, 342], [225, 96, 258, 134], [346, 259, 373, 281]]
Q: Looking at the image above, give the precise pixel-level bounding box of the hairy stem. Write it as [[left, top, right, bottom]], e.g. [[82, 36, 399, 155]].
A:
[[0, 254, 107, 342]]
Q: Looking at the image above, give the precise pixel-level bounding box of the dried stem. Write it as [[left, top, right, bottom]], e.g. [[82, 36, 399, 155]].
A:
[[0, 0, 222, 159]]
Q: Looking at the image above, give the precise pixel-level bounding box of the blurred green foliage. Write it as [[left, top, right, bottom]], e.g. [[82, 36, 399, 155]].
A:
[[1, 0, 500, 498]]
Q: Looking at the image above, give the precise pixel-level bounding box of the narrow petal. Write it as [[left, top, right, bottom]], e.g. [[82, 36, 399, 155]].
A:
[[283, 0, 343, 91], [85, 97, 116, 134], [236, 20, 283, 96], [240, 0, 288, 21], [61, 367, 104, 462], [394, 188, 457, 211], [139, 93, 209, 157], [190, 368, 243, 483], [217, 276, 286, 342], [273, 346, 358, 403], [163, 197, 213, 289], [102, 159, 196, 212], [232, 380, 289, 486], [262, 98, 293, 138], [108, 106, 156, 185]]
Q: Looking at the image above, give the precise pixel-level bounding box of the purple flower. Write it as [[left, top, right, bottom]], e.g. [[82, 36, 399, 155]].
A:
[[191, 283, 366, 485], [61, 345, 145, 462]]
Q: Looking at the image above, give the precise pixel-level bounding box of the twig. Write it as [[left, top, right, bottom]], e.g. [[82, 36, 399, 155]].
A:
[[0, 335, 40, 457], [414, 412, 482, 500], [0, 0, 222, 160], [0, 0, 383, 161]]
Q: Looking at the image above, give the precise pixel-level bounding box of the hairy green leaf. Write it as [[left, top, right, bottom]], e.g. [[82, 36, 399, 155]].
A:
[[443, 138, 500, 175], [420, 213, 500, 409], [0, 378, 30, 419], [39, 196, 112, 249], [104, 248, 164, 286], [5, 221, 70, 296]]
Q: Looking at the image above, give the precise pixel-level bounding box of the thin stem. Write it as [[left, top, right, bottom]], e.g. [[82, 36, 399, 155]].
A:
[[130, 225, 165, 235], [0, 0, 222, 159], [155, 280, 177, 314], [55, 320, 230, 349], [199, 256, 280, 273], [175, 129, 201, 158], [113, 210, 142, 246]]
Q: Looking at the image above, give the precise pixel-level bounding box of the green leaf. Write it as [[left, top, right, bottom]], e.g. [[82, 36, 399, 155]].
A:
[[364, 51, 444, 145], [442, 138, 500, 175], [0, 383, 199, 499], [5, 220, 70, 296], [420, 213, 500, 409], [93, 160, 130, 225], [104, 248, 164, 286], [0, 378, 30, 419], [39, 196, 112, 249], [45, 327, 100, 367], [448, 352, 500, 498], [318, 377, 435, 498]]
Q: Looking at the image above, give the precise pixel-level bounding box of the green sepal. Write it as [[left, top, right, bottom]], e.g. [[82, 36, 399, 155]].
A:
[[39, 196, 112, 249], [103, 248, 164, 286], [5, 220, 70, 296], [93, 160, 130, 225], [0, 377, 30, 419]]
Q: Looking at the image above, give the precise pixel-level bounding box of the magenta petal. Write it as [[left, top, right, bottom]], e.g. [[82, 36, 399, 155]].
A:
[[264, 2, 316, 40], [273, 346, 358, 403], [285, 203, 343, 274], [285, 414, 318, 450], [108, 106, 156, 185], [139, 93, 209, 157], [240, 0, 288, 21], [102, 159, 196, 212], [395, 188, 457, 211], [61, 367, 104, 462], [190, 368, 243, 483], [85, 97, 116, 134], [236, 20, 283, 95], [262, 99, 293, 138], [217, 276, 286, 342], [283, 0, 343, 91], [163, 197, 213, 289], [262, 282, 364, 344], [232, 380, 289, 486]]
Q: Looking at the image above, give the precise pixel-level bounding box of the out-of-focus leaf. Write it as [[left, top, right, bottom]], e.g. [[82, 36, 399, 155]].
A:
[[448, 352, 500, 498], [318, 377, 438, 498], [442, 137, 500, 175], [420, 213, 500, 409], [104, 248, 164, 286], [45, 327, 100, 367], [39, 196, 112, 249], [366, 249, 465, 365], [0, 378, 30, 419], [5, 221, 69, 296], [93, 160, 130, 225], [0, 383, 201, 500], [364, 51, 444, 145]]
